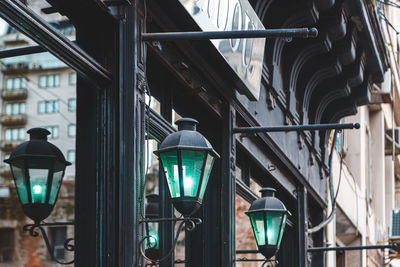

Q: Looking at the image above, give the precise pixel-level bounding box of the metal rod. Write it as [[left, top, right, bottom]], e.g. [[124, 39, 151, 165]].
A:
[[308, 244, 398, 252], [236, 249, 259, 254], [233, 123, 360, 134], [139, 217, 202, 224], [235, 258, 268, 262], [40, 221, 76, 226], [0, 41, 78, 59], [142, 28, 318, 41], [0, 45, 46, 59]]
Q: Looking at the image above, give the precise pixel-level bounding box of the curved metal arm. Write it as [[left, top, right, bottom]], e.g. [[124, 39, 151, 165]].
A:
[[23, 222, 75, 265], [235, 257, 279, 266], [139, 217, 202, 265]]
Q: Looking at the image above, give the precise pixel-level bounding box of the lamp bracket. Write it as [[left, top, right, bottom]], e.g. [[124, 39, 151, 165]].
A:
[[235, 258, 278, 266], [139, 217, 202, 229], [308, 243, 400, 252], [145, 259, 187, 266], [139, 217, 202, 265], [141, 28, 318, 42], [23, 221, 75, 265], [233, 122, 360, 136]]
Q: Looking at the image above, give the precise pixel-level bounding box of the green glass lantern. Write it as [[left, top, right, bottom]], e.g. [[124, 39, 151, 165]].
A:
[[245, 188, 291, 259], [145, 194, 160, 260], [4, 128, 71, 224], [154, 118, 219, 216]]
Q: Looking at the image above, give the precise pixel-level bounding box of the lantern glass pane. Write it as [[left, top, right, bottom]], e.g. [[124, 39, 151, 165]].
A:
[[266, 212, 283, 245], [198, 153, 215, 199], [160, 151, 180, 198], [11, 162, 29, 204], [250, 212, 266, 246], [180, 150, 206, 197], [277, 214, 287, 247], [146, 222, 159, 249], [49, 170, 64, 205], [29, 168, 49, 203]]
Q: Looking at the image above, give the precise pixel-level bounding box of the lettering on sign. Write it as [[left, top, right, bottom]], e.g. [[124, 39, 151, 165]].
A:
[[179, 0, 265, 100]]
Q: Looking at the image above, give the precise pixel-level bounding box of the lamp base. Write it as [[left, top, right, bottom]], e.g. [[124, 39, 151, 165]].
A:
[[257, 245, 278, 259], [171, 198, 202, 217], [22, 203, 53, 223]]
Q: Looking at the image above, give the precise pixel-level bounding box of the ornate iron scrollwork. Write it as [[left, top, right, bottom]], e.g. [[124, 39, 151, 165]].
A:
[[23, 222, 75, 265], [139, 217, 202, 266]]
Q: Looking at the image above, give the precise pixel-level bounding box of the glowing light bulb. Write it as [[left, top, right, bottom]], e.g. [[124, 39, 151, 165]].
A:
[[32, 185, 42, 195], [184, 177, 193, 189], [267, 230, 272, 241], [149, 235, 157, 247]]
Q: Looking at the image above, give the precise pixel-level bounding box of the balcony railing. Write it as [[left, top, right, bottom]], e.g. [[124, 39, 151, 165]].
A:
[[0, 114, 27, 126], [1, 89, 28, 100], [0, 141, 22, 152]]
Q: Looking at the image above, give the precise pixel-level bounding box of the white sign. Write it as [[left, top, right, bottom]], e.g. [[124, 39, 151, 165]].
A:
[[179, 0, 266, 100]]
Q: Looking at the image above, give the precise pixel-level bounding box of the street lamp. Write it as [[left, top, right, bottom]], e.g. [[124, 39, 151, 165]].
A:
[[144, 194, 160, 260], [4, 128, 71, 223], [154, 118, 219, 216], [246, 188, 291, 259]]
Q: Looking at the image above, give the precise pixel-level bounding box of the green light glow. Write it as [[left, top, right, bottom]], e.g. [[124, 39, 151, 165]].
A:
[[160, 151, 180, 198], [29, 168, 48, 203], [266, 212, 283, 245], [160, 150, 216, 199], [250, 212, 266, 246], [32, 185, 42, 194], [277, 214, 287, 247], [249, 212, 285, 246], [146, 222, 159, 249]]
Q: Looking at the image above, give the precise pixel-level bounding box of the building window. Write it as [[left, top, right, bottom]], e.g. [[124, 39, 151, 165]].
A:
[[49, 227, 66, 261], [68, 98, 76, 112], [68, 124, 76, 137], [39, 74, 60, 88], [43, 126, 59, 139], [5, 128, 25, 141], [5, 102, 26, 115], [0, 228, 14, 262], [38, 100, 60, 114], [67, 150, 75, 163], [69, 72, 77, 85], [5, 77, 26, 90]]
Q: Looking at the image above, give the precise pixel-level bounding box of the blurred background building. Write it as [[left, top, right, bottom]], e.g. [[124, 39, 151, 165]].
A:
[[326, 1, 400, 266], [0, 1, 75, 265]]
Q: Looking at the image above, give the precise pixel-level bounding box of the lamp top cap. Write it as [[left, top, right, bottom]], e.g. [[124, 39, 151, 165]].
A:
[[27, 128, 50, 141], [176, 118, 199, 131], [260, 187, 276, 198]]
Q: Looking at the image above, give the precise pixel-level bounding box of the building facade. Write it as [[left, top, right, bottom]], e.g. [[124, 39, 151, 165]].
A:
[[326, 1, 400, 267], [0, 0, 396, 266], [0, 2, 76, 265]]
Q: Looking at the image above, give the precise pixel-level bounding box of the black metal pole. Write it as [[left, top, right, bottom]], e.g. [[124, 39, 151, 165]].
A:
[[0, 45, 46, 59], [233, 123, 360, 134], [0, 41, 80, 59], [308, 244, 398, 252], [142, 28, 318, 41], [236, 250, 259, 254]]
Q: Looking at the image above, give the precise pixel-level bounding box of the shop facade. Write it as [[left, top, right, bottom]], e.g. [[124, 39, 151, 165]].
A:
[[0, 0, 387, 266]]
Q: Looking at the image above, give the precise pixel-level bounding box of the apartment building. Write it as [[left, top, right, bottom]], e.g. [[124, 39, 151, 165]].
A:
[[0, 2, 76, 265], [327, 1, 400, 266]]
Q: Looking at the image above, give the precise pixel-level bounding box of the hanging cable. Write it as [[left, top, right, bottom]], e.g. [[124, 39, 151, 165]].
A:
[[378, 10, 400, 35], [376, 0, 400, 8], [308, 130, 344, 234]]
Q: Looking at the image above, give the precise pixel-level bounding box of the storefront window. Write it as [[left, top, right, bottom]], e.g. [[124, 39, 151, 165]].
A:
[[0, 20, 77, 265], [235, 194, 259, 266], [145, 139, 159, 195]]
